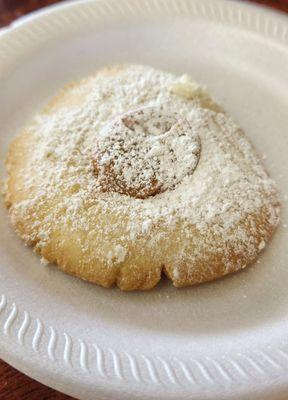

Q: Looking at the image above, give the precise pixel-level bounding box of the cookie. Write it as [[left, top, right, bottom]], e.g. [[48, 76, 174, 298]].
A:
[[4, 65, 280, 290]]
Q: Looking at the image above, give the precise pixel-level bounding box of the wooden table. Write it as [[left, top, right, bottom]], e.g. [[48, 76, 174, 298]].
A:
[[0, 0, 287, 399]]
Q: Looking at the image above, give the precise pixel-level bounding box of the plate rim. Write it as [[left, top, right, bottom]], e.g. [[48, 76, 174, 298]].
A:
[[1, 0, 288, 399]]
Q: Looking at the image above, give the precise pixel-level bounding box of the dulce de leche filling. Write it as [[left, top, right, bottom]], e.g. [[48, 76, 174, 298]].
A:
[[93, 106, 201, 199]]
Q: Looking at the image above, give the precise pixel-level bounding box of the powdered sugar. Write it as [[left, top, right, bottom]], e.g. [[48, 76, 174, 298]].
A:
[[107, 244, 127, 266], [94, 106, 200, 198], [6, 65, 280, 272], [170, 74, 208, 100]]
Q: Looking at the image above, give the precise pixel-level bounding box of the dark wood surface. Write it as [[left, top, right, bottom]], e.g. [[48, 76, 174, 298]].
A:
[[0, 360, 75, 399], [0, 0, 287, 399]]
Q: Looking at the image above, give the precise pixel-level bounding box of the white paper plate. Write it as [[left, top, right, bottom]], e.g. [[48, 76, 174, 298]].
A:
[[0, 0, 288, 399]]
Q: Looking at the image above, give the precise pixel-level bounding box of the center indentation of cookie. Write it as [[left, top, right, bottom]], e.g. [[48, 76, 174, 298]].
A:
[[93, 106, 201, 199]]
